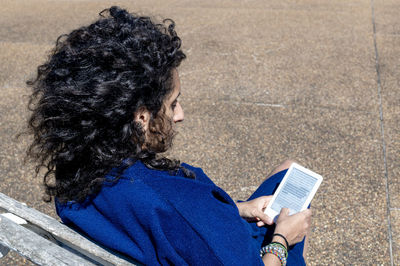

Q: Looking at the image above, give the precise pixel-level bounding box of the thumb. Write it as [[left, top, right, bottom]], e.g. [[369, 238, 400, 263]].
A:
[[255, 210, 273, 225], [280, 208, 290, 217]]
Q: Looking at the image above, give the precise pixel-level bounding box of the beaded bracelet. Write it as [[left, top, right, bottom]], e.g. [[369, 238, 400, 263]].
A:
[[260, 243, 288, 266], [270, 242, 288, 258], [260, 242, 288, 257]]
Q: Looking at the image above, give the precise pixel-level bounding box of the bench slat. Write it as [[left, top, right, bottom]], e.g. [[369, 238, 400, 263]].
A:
[[0, 192, 137, 265], [0, 214, 96, 265]]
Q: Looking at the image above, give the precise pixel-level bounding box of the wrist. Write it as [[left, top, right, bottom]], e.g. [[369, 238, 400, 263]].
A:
[[235, 201, 242, 212], [272, 233, 289, 249], [271, 236, 287, 249], [235, 201, 246, 217], [260, 242, 288, 265], [262, 252, 282, 265]]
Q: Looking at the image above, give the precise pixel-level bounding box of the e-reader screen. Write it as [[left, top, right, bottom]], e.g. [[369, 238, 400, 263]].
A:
[[270, 167, 318, 215]]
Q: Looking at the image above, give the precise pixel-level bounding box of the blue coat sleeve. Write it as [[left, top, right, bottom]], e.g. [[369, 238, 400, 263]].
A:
[[138, 176, 264, 266], [96, 178, 226, 265]]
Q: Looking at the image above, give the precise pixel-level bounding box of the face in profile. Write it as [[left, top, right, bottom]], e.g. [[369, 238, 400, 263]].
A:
[[136, 69, 184, 153], [164, 69, 184, 124]]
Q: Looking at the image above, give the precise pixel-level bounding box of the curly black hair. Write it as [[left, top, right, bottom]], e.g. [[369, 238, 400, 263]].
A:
[[27, 6, 193, 203]]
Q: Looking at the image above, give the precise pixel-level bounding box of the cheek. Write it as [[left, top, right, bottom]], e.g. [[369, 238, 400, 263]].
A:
[[164, 108, 173, 119]]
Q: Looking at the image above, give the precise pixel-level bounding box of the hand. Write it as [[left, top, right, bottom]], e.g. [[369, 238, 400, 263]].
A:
[[236, 196, 274, 227], [274, 208, 312, 246]]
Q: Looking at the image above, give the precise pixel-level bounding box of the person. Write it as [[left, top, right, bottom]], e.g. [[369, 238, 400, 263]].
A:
[[26, 6, 312, 266]]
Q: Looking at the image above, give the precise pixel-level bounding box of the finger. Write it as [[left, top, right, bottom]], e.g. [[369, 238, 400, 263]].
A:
[[301, 208, 312, 219], [261, 197, 273, 209], [259, 196, 272, 205], [256, 220, 265, 227], [255, 211, 273, 225], [260, 195, 273, 202], [280, 208, 290, 217]]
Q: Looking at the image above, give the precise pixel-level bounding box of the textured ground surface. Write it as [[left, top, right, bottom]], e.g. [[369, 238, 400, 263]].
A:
[[0, 0, 398, 265]]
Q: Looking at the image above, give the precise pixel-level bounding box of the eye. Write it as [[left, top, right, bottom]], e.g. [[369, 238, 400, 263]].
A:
[[171, 100, 178, 110]]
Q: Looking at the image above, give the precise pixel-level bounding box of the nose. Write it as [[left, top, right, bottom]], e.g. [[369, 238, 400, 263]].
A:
[[173, 102, 184, 123]]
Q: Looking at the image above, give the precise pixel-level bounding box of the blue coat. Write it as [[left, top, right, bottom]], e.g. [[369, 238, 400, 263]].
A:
[[56, 161, 305, 265]]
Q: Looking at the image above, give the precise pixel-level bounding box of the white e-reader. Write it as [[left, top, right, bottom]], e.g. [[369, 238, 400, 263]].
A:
[[264, 163, 323, 220]]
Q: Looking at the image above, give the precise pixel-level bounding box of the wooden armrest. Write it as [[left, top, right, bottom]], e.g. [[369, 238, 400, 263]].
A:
[[0, 192, 140, 265]]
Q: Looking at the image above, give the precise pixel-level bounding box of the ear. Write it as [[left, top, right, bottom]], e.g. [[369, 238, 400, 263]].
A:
[[134, 107, 151, 132]]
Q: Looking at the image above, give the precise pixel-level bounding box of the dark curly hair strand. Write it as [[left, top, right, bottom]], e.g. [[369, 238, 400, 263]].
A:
[[27, 6, 193, 203]]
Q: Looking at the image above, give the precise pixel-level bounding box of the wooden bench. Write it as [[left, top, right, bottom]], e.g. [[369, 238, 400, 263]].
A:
[[0, 192, 140, 265]]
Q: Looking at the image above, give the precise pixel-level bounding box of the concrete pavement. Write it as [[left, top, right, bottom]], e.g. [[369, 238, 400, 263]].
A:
[[0, 0, 398, 264]]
